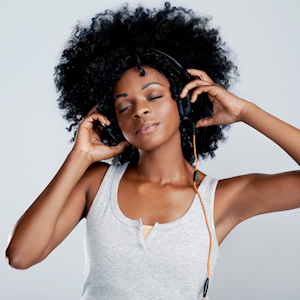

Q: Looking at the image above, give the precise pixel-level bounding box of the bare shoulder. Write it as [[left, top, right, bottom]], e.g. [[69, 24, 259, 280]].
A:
[[214, 174, 268, 239], [214, 171, 300, 245], [81, 162, 110, 216], [214, 174, 254, 244]]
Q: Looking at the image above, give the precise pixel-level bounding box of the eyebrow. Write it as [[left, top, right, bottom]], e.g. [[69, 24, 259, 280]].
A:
[[114, 82, 164, 100], [141, 82, 164, 90]]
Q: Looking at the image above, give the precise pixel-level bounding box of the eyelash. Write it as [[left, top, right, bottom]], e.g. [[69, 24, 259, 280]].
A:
[[118, 95, 163, 113]]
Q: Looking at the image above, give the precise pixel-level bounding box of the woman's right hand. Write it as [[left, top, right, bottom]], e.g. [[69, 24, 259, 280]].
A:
[[72, 105, 129, 163]]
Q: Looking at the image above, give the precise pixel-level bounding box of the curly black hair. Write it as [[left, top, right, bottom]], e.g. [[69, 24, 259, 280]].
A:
[[54, 2, 238, 165]]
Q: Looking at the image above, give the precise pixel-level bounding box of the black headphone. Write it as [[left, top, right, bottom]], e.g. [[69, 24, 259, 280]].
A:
[[99, 49, 195, 144], [151, 48, 194, 119]]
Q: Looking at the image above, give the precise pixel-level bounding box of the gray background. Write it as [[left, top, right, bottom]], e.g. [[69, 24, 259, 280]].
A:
[[1, 0, 299, 299]]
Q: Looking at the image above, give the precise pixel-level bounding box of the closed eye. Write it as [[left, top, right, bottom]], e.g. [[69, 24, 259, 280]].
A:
[[118, 105, 132, 113], [118, 96, 163, 113], [148, 95, 163, 100]]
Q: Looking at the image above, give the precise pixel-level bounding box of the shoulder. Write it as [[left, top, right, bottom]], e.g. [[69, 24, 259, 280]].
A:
[[215, 174, 255, 202], [81, 162, 110, 216], [215, 171, 300, 222], [214, 171, 300, 244], [82, 161, 110, 183], [214, 174, 257, 222], [213, 174, 258, 244]]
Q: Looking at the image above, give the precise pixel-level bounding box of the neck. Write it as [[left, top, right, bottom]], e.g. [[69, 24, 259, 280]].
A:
[[135, 131, 194, 185]]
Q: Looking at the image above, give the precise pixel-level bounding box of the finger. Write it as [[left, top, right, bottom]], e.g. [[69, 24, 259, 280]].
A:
[[180, 79, 212, 98], [195, 116, 216, 128], [86, 104, 99, 117], [81, 112, 110, 130], [85, 105, 111, 125], [187, 69, 214, 83], [190, 84, 221, 103], [107, 141, 129, 158]]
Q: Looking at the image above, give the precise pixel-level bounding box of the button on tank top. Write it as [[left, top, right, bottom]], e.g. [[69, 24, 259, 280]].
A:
[[81, 162, 220, 300]]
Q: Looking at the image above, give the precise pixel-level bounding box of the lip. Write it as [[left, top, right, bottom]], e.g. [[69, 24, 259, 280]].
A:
[[136, 122, 160, 135]]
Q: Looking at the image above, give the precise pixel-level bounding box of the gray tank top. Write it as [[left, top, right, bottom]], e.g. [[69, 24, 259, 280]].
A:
[[81, 162, 220, 300]]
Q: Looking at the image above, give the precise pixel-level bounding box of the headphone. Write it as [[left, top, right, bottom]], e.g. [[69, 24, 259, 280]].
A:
[[99, 49, 194, 145], [152, 48, 212, 300], [151, 48, 194, 119]]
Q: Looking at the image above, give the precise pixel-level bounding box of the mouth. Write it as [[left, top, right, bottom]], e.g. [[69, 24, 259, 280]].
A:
[[136, 122, 160, 136]]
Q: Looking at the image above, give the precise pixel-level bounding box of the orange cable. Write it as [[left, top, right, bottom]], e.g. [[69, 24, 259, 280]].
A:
[[193, 134, 212, 299]]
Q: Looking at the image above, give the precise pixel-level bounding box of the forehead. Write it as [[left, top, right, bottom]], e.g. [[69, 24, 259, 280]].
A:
[[113, 66, 169, 93]]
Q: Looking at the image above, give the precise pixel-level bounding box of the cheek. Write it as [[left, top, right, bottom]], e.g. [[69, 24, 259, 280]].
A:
[[116, 115, 135, 143], [160, 100, 180, 127], [116, 117, 129, 135]]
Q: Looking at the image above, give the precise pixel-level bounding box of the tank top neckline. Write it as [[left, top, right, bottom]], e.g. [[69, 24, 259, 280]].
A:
[[110, 162, 210, 230]]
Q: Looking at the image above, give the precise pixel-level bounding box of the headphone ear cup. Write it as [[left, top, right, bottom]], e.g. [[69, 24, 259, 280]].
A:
[[177, 96, 185, 117], [183, 91, 192, 117], [177, 92, 192, 118], [177, 81, 185, 117], [177, 81, 192, 118]]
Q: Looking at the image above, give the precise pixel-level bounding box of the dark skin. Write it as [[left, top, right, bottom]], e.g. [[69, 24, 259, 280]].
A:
[[113, 67, 205, 226], [6, 66, 300, 270]]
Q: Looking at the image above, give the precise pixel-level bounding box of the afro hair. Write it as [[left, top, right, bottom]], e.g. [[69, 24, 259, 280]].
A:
[[54, 2, 238, 165]]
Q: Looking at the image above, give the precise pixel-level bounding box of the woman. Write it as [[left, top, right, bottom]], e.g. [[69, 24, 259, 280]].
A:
[[6, 2, 300, 299]]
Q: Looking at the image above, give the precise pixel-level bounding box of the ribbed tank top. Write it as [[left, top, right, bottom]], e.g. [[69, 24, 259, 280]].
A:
[[81, 162, 220, 300]]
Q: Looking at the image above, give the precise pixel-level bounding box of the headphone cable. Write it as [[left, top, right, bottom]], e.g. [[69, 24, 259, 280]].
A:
[[192, 122, 212, 299]]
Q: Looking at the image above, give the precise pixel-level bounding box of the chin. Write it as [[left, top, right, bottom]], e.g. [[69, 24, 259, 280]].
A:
[[130, 128, 180, 153], [131, 137, 164, 152]]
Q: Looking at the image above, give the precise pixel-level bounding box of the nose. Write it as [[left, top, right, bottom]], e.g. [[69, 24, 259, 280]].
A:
[[133, 101, 151, 118]]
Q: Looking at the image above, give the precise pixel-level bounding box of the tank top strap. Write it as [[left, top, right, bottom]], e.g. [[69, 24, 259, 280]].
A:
[[198, 174, 220, 255], [87, 162, 129, 220]]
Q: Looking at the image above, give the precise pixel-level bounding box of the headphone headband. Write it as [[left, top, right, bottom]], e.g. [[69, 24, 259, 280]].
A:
[[151, 47, 193, 118]]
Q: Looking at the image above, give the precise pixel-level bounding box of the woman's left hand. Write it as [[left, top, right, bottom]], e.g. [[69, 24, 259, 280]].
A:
[[180, 69, 249, 127]]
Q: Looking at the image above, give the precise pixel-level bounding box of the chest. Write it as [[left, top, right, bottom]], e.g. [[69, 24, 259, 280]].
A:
[[118, 179, 198, 226], [84, 169, 220, 298]]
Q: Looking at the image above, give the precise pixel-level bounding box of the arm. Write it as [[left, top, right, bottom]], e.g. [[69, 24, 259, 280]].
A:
[[218, 104, 300, 237], [241, 102, 300, 165], [6, 150, 93, 269], [181, 69, 300, 243], [6, 107, 128, 269]]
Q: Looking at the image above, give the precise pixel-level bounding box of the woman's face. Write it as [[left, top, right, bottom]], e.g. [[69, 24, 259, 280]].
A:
[[113, 66, 181, 151]]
